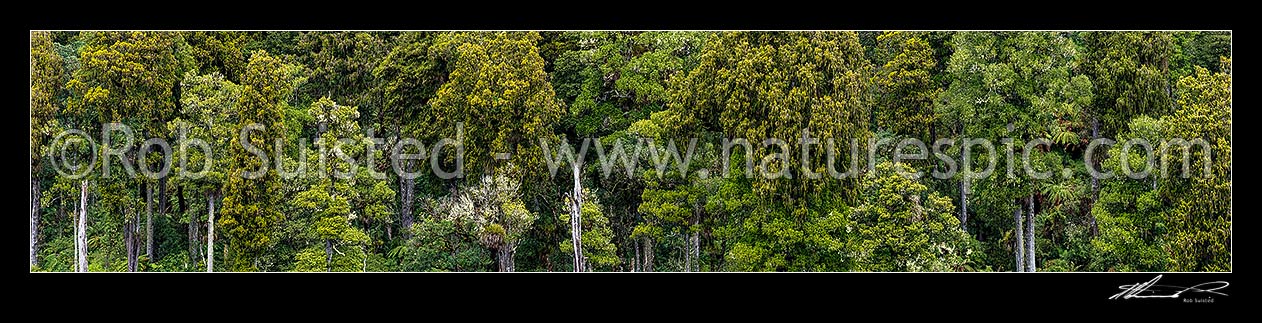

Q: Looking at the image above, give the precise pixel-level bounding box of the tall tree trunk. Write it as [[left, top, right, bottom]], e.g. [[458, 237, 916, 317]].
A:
[[207, 192, 215, 272], [689, 230, 700, 272], [158, 176, 167, 259], [642, 236, 654, 272], [77, 180, 88, 272], [633, 237, 641, 272], [125, 150, 139, 272], [146, 183, 154, 261], [570, 163, 584, 272], [183, 186, 198, 265], [400, 160, 414, 240], [30, 176, 39, 268], [959, 180, 968, 231], [1026, 195, 1036, 272], [126, 219, 137, 272], [72, 198, 78, 271], [497, 246, 515, 272], [683, 233, 691, 272], [1013, 205, 1025, 272], [159, 177, 167, 219]]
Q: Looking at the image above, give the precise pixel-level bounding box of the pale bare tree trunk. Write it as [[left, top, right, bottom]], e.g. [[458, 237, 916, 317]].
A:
[[146, 184, 154, 261], [960, 180, 968, 231], [158, 177, 167, 238], [690, 231, 700, 272], [1026, 195, 1036, 272], [1013, 205, 1024, 272], [125, 221, 135, 271], [570, 163, 584, 272], [683, 233, 691, 272], [73, 199, 78, 271], [30, 177, 39, 268], [207, 193, 215, 272], [77, 180, 88, 272]]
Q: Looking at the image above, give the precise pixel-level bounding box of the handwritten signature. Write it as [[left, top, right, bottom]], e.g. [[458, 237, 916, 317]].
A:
[[1109, 275, 1229, 300]]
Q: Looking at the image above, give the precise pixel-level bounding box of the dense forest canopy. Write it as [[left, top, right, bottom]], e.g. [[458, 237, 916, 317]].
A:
[[29, 31, 1230, 272]]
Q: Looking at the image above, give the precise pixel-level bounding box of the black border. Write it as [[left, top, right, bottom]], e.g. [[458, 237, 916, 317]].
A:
[[25, 272, 1236, 308], [25, 7, 1232, 30]]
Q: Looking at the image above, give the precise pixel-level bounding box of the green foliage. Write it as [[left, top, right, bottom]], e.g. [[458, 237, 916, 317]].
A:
[[391, 214, 492, 271], [35, 236, 76, 272], [429, 31, 564, 182], [546, 31, 709, 272], [939, 32, 1095, 271], [292, 244, 370, 272], [551, 31, 707, 137], [60, 31, 189, 271], [849, 162, 972, 271], [286, 96, 392, 271], [184, 31, 249, 83], [67, 31, 183, 137], [561, 189, 619, 270], [941, 32, 1091, 146], [1090, 61, 1232, 272], [373, 32, 444, 139], [438, 172, 537, 270], [1082, 31, 1174, 138], [31, 31, 1230, 273], [1170, 32, 1231, 80], [31, 31, 63, 163], [665, 31, 873, 271], [1160, 63, 1231, 271], [872, 32, 941, 143], [219, 50, 301, 271], [296, 32, 390, 115], [1091, 116, 1171, 271], [242, 32, 303, 63], [170, 71, 242, 190]]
